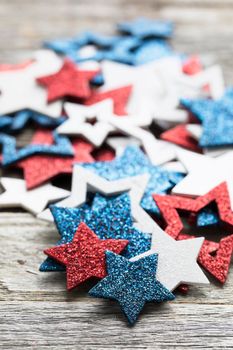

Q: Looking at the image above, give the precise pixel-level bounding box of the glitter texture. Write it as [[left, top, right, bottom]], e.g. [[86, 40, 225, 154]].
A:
[[0, 129, 74, 166], [160, 124, 201, 152], [37, 59, 98, 102], [44, 222, 128, 290], [40, 193, 151, 271], [89, 251, 175, 325], [17, 138, 94, 189], [81, 146, 184, 214], [105, 37, 141, 65], [85, 85, 132, 115], [134, 39, 173, 65], [153, 182, 233, 283], [118, 18, 174, 39], [181, 88, 233, 147]]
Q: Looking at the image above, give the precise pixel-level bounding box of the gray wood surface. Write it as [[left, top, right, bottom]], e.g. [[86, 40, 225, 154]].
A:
[[0, 1, 233, 349]]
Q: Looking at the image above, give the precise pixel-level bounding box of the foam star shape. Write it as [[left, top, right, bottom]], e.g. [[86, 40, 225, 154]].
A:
[[172, 149, 233, 210], [0, 50, 63, 118], [9, 110, 65, 132], [153, 182, 233, 283], [44, 222, 128, 290], [131, 221, 208, 291], [41, 193, 151, 271], [37, 59, 98, 102], [85, 85, 132, 115], [81, 146, 183, 214], [89, 251, 175, 324], [117, 17, 174, 39], [17, 138, 94, 189], [0, 177, 70, 215], [181, 88, 233, 147], [160, 124, 201, 152], [0, 130, 73, 166], [57, 99, 150, 147], [37, 164, 150, 221]]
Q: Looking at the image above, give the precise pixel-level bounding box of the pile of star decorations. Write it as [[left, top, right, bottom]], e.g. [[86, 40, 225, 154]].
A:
[[0, 17, 233, 325]]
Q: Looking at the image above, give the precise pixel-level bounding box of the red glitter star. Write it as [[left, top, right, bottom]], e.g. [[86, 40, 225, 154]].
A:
[[17, 131, 94, 189], [160, 124, 201, 153], [85, 85, 132, 115], [44, 222, 128, 290], [37, 59, 98, 102], [182, 56, 203, 76], [153, 182, 233, 283]]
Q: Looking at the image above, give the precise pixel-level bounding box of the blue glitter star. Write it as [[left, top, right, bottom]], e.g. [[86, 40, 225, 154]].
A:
[[0, 131, 73, 166], [40, 193, 151, 272], [80, 146, 184, 214], [0, 115, 12, 131], [9, 110, 65, 132], [181, 88, 233, 147], [134, 39, 174, 65], [118, 18, 174, 39], [89, 251, 175, 324], [105, 37, 141, 65], [197, 208, 219, 227]]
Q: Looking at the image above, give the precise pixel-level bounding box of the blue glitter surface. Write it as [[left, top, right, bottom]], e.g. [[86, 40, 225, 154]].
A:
[[134, 39, 173, 65], [181, 88, 233, 147], [197, 208, 219, 227], [118, 18, 174, 39], [0, 131, 73, 166], [0, 115, 12, 131], [9, 110, 65, 132], [89, 251, 175, 324], [105, 37, 141, 65], [80, 146, 184, 214], [40, 193, 151, 272]]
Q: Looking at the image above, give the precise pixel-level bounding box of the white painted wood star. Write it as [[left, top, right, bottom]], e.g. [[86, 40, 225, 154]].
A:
[[172, 149, 233, 209], [38, 165, 150, 222], [0, 178, 70, 215], [57, 99, 151, 147], [0, 50, 63, 118]]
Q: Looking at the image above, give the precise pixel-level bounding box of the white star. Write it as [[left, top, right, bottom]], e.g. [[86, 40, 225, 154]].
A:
[[172, 149, 233, 209], [110, 118, 182, 165], [0, 50, 63, 118], [37, 165, 150, 222], [131, 222, 209, 291], [0, 178, 70, 215], [57, 99, 151, 147]]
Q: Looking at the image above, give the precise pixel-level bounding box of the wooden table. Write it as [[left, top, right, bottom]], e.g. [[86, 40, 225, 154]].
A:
[[1, 1, 233, 348]]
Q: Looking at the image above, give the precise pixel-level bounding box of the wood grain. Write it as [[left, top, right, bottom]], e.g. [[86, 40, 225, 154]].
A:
[[0, 1, 233, 349]]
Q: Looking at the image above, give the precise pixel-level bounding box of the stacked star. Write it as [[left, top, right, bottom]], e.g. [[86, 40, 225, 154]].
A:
[[0, 17, 232, 325]]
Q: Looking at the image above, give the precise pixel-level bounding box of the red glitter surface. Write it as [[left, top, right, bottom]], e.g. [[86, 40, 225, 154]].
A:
[[0, 60, 34, 72], [17, 135, 94, 189], [160, 124, 201, 152], [153, 182, 233, 283], [182, 56, 203, 76], [37, 59, 98, 102], [44, 222, 128, 291], [85, 85, 132, 115]]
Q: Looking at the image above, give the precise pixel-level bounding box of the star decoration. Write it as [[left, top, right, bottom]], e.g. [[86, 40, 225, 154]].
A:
[[181, 88, 233, 147], [81, 145, 183, 214], [17, 138, 94, 189], [89, 251, 175, 324], [44, 222, 128, 290], [172, 148, 233, 210], [105, 37, 141, 65], [37, 163, 150, 221], [117, 18, 174, 39], [0, 129, 74, 166], [37, 59, 98, 102], [40, 193, 151, 271], [57, 99, 150, 147], [9, 110, 65, 132], [160, 124, 201, 152], [85, 85, 132, 115], [182, 56, 203, 76], [0, 50, 63, 118], [0, 177, 70, 215], [133, 39, 173, 65], [153, 182, 233, 282]]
